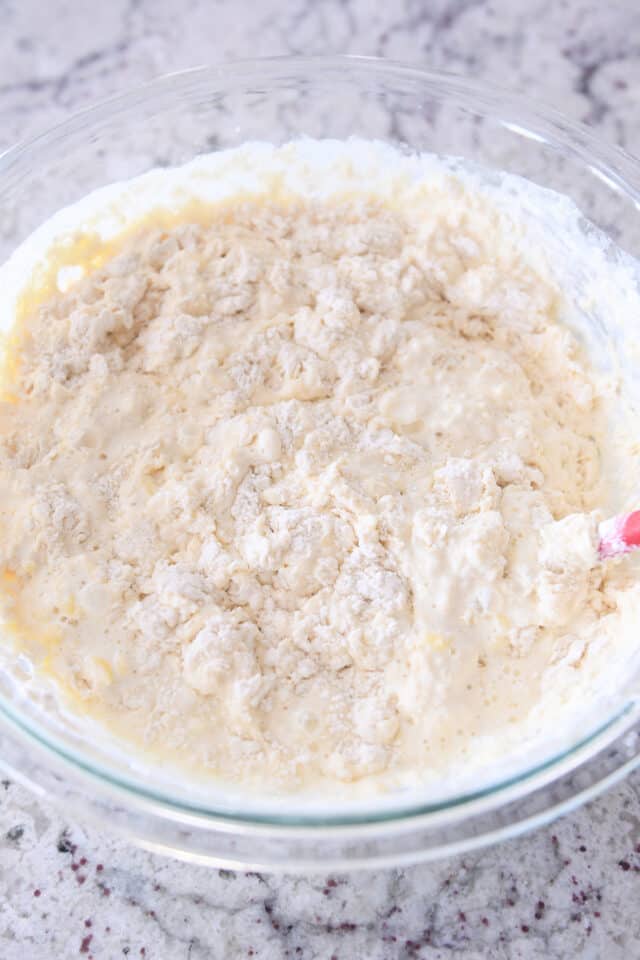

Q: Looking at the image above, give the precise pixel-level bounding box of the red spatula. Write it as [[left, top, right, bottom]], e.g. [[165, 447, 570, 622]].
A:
[[598, 510, 640, 559]]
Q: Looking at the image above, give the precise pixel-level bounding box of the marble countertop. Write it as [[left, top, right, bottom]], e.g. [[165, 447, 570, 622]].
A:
[[2, 0, 640, 957]]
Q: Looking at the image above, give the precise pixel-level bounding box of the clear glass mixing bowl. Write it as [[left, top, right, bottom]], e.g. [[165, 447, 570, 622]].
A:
[[1, 56, 640, 871]]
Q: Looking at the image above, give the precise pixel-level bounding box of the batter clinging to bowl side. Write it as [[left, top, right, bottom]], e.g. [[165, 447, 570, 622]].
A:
[[0, 142, 637, 794]]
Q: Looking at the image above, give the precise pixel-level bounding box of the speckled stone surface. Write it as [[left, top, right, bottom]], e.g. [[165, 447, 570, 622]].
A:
[[2, 1, 640, 957]]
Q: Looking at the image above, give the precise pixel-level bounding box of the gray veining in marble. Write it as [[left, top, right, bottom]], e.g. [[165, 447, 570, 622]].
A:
[[2, 1, 640, 957]]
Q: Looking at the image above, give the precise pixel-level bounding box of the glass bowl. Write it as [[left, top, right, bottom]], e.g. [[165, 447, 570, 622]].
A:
[[1, 55, 640, 871]]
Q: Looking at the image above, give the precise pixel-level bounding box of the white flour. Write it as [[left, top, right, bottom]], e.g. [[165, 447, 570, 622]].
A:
[[1, 140, 640, 798]]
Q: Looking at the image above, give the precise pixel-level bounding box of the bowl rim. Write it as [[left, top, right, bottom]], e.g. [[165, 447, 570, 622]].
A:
[[2, 54, 640, 198]]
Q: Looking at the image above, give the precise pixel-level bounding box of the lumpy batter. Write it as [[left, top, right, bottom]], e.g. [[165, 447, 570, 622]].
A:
[[0, 143, 638, 793]]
